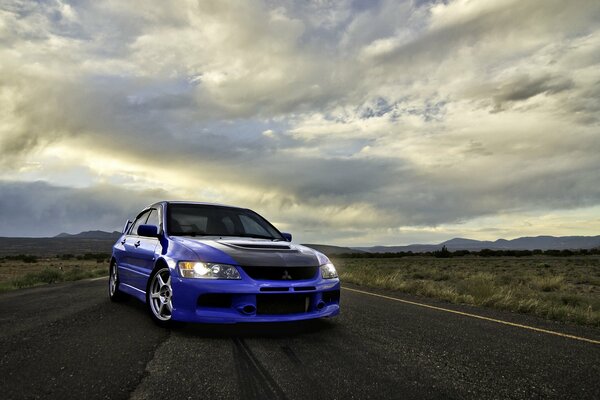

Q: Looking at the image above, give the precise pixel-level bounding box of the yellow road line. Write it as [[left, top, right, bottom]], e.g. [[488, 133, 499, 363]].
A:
[[342, 286, 600, 345]]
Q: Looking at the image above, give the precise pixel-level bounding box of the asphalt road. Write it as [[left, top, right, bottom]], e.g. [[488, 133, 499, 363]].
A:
[[1, 279, 599, 400]]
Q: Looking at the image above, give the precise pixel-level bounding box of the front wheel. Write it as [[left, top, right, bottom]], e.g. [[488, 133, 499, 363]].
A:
[[108, 261, 125, 302], [147, 267, 173, 327]]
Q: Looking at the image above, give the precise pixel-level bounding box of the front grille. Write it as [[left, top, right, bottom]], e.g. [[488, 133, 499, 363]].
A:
[[242, 266, 318, 281], [256, 294, 310, 315]]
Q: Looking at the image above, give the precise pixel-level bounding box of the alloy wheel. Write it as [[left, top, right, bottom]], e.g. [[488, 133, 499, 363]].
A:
[[149, 268, 172, 321], [109, 264, 118, 297]]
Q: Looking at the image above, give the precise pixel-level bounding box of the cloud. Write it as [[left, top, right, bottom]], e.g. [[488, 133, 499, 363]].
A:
[[491, 74, 574, 112], [1, 0, 599, 244], [0, 180, 169, 237]]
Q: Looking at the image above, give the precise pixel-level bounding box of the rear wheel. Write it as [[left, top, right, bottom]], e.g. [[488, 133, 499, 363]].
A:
[[108, 261, 125, 302], [147, 267, 173, 327]]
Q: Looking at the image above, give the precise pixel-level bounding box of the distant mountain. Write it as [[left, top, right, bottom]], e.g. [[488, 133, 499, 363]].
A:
[[2, 231, 598, 257], [354, 235, 600, 253], [0, 231, 121, 256], [301, 244, 366, 256], [55, 230, 121, 239]]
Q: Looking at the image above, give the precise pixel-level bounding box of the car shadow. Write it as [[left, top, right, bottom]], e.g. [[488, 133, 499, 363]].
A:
[[174, 318, 338, 338]]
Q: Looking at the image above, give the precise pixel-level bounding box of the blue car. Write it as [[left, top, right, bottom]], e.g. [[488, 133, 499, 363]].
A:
[[109, 201, 340, 326]]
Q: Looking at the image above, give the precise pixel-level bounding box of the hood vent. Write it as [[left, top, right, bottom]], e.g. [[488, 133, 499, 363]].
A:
[[220, 241, 293, 251]]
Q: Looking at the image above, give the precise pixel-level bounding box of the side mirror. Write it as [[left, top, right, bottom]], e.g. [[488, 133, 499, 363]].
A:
[[281, 232, 292, 242], [138, 224, 160, 238]]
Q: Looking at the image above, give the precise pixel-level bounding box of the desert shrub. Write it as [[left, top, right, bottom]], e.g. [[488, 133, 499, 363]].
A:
[[36, 268, 62, 283], [433, 246, 452, 258], [531, 276, 565, 292], [11, 268, 61, 288], [556, 294, 584, 307], [5, 254, 39, 263], [12, 274, 40, 288], [457, 273, 496, 303]]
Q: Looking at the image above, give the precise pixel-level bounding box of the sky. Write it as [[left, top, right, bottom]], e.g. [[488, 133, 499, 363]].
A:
[[1, 0, 599, 245]]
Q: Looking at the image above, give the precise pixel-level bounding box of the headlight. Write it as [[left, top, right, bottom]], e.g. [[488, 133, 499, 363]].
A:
[[178, 261, 241, 279], [320, 263, 338, 279]]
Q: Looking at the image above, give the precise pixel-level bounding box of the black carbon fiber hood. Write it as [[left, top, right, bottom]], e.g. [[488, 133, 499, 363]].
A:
[[175, 237, 322, 267]]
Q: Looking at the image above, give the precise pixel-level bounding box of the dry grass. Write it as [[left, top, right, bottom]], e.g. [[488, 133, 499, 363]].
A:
[[0, 258, 108, 292], [334, 256, 600, 327]]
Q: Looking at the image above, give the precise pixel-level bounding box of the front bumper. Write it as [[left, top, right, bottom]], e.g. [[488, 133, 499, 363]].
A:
[[170, 276, 341, 323]]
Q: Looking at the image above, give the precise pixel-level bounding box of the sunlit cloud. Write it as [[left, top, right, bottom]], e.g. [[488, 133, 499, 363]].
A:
[[0, 0, 599, 244]]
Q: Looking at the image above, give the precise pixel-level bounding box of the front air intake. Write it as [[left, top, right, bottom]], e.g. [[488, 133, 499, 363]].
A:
[[197, 293, 233, 308], [256, 294, 310, 315]]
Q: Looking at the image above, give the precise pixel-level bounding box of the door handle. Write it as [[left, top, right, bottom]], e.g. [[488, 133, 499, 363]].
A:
[[121, 239, 126, 245], [134, 240, 141, 248]]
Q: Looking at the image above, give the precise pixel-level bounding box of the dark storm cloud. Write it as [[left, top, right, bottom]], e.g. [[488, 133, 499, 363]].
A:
[[0, 181, 167, 237], [259, 155, 400, 199], [492, 74, 573, 112], [373, 161, 600, 227], [364, 0, 600, 73]]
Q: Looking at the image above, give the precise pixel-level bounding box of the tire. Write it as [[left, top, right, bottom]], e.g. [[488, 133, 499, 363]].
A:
[[108, 261, 125, 302], [146, 267, 173, 327]]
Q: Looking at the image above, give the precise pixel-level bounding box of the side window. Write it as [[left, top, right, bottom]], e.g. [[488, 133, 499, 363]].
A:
[[129, 211, 150, 235], [146, 208, 160, 228], [239, 215, 270, 236]]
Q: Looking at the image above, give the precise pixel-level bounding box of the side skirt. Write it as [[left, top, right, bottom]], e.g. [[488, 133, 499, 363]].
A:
[[120, 283, 147, 303]]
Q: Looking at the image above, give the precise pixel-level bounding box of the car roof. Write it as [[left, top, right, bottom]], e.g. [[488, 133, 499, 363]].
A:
[[150, 201, 245, 210]]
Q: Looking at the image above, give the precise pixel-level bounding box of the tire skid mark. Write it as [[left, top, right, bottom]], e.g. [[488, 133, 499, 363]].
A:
[[232, 337, 288, 400], [280, 345, 302, 365], [129, 330, 173, 400], [279, 344, 327, 397]]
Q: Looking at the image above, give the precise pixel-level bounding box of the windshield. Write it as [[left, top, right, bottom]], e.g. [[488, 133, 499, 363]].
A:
[[166, 204, 284, 240]]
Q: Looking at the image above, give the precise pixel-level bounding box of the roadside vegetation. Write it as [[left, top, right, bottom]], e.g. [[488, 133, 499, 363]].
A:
[[339, 247, 600, 258], [0, 254, 110, 292], [334, 256, 600, 327]]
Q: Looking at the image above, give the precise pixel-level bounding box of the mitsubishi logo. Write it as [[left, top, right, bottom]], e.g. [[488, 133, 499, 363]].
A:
[[282, 270, 292, 280]]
